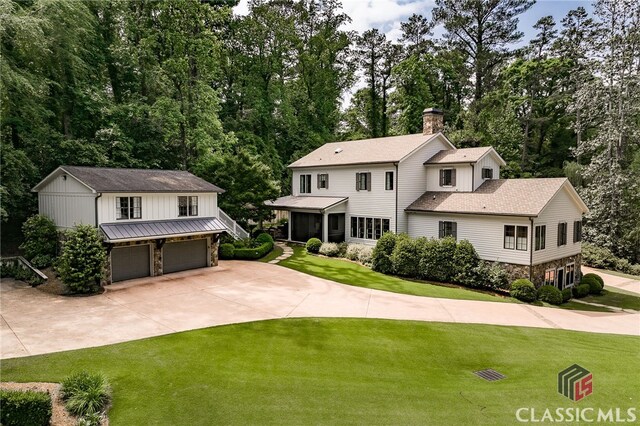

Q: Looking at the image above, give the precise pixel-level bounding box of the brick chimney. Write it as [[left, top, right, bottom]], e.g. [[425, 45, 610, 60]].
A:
[[423, 108, 444, 135]]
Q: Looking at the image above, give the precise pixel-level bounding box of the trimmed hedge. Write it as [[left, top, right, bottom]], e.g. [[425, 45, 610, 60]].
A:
[[537, 285, 563, 305], [580, 275, 603, 295], [573, 283, 591, 298], [371, 232, 397, 275], [255, 233, 274, 244], [219, 243, 235, 260], [0, 389, 52, 426], [561, 288, 572, 303], [233, 241, 274, 260], [306, 238, 322, 254], [582, 273, 604, 288], [510, 279, 537, 302]]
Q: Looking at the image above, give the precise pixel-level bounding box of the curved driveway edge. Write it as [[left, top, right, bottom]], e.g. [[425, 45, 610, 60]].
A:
[[2, 261, 639, 359]]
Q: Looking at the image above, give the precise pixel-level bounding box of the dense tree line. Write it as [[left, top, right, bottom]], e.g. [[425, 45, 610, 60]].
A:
[[1, 0, 639, 263]]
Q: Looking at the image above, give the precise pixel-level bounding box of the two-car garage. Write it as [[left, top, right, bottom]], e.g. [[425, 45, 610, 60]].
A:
[[110, 238, 209, 283]]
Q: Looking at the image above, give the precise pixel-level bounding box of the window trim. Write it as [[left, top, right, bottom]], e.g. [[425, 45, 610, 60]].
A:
[[504, 225, 528, 251], [573, 220, 582, 243], [565, 263, 576, 287], [481, 167, 493, 179], [317, 173, 329, 189], [350, 215, 390, 241], [558, 222, 568, 246], [178, 196, 199, 217], [439, 168, 455, 187], [516, 225, 528, 251], [356, 172, 371, 191], [385, 171, 394, 190], [116, 196, 142, 220], [438, 221, 457, 240], [300, 174, 312, 194], [535, 225, 546, 251], [544, 268, 556, 286], [504, 225, 515, 250]]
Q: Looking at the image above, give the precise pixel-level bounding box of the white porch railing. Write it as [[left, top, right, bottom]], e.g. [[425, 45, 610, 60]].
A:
[[218, 208, 250, 240]]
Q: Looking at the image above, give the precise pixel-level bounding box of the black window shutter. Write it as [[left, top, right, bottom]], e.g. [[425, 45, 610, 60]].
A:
[[367, 172, 372, 191], [451, 169, 457, 186], [452, 222, 457, 239], [439, 170, 444, 186], [355, 173, 360, 191], [326, 175, 329, 190], [317, 174, 320, 189], [558, 223, 562, 246], [438, 221, 444, 238]]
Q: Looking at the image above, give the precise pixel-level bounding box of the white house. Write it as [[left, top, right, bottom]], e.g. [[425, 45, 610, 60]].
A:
[[33, 167, 247, 284], [267, 109, 589, 288]]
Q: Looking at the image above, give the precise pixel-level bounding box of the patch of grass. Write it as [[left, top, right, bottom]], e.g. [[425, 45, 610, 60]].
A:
[[257, 245, 284, 263], [2, 319, 638, 425], [557, 301, 613, 312], [279, 245, 511, 302], [581, 288, 640, 311]]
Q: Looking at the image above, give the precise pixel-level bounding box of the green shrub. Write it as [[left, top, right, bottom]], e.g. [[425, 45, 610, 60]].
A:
[[510, 279, 537, 302], [573, 283, 591, 298], [453, 239, 480, 286], [77, 412, 103, 426], [30, 254, 53, 269], [306, 238, 322, 254], [391, 234, 422, 277], [345, 244, 366, 261], [61, 371, 111, 416], [537, 285, 563, 305], [581, 243, 616, 269], [337, 242, 349, 258], [358, 245, 374, 265], [582, 273, 604, 288], [472, 261, 510, 291], [561, 288, 572, 303], [417, 238, 438, 280], [233, 238, 250, 248], [219, 243, 235, 260], [19, 214, 58, 262], [255, 233, 274, 244], [57, 224, 106, 294], [0, 389, 52, 426], [319, 242, 340, 257], [429, 237, 458, 282], [371, 232, 397, 274], [580, 275, 603, 295], [233, 242, 273, 260]]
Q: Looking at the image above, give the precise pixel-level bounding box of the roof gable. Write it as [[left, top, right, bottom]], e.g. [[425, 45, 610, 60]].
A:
[[33, 166, 224, 193], [288, 132, 453, 169], [424, 146, 506, 166]]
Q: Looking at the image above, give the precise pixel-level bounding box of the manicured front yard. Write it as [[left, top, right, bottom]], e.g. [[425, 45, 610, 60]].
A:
[[279, 245, 512, 302], [2, 319, 638, 425], [257, 244, 284, 263], [581, 287, 640, 311]]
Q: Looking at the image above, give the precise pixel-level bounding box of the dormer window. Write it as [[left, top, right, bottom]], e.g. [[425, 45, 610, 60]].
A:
[[482, 168, 493, 179], [178, 196, 198, 217], [439, 169, 456, 186], [116, 197, 142, 220], [300, 174, 312, 194]]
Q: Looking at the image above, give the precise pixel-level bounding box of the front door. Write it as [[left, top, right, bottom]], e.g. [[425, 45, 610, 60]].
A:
[[556, 267, 565, 290]]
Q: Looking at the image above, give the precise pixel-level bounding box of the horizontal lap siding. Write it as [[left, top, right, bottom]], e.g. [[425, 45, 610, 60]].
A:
[[407, 212, 531, 265], [37, 174, 95, 228], [98, 193, 217, 224], [425, 165, 473, 192], [532, 189, 583, 265], [292, 165, 396, 241], [397, 136, 451, 234]]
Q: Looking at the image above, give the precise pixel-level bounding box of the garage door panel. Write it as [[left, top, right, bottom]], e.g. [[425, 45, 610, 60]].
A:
[[112, 245, 150, 282], [163, 239, 208, 274]]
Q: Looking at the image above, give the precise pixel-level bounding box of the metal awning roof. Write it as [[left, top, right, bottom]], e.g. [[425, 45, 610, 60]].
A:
[[100, 217, 227, 242], [265, 196, 348, 212]]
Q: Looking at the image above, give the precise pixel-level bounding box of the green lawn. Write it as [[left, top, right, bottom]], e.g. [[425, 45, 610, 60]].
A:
[[279, 246, 512, 302], [2, 319, 638, 425], [257, 244, 284, 263], [581, 287, 640, 311]]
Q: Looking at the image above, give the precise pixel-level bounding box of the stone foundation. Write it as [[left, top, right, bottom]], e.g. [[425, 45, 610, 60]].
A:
[[531, 253, 582, 288], [103, 233, 221, 286]]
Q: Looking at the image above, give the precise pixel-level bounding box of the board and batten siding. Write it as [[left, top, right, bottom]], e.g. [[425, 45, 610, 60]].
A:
[[407, 212, 531, 265], [98, 193, 218, 224], [425, 164, 473, 192], [396, 135, 452, 234], [473, 154, 501, 190], [37, 174, 96, 229], [291, 164, 396, 244], [532, 187, 583, 265]]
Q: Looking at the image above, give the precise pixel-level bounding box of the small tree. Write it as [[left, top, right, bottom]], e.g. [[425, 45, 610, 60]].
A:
[[57, 225, 106, 294], [19, 214, 58, 263]]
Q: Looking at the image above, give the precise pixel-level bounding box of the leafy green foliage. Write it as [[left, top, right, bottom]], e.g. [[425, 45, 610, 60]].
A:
[[232, 241, 274, 260], [57, 225, 106, 294], [537, 285, 563, 305], [0, 389, 52, 426], [19, 214, 58, 262], [61, 371, 111, 417], [305, 238, 322, 254], [219, 243, 235, 260], [472, 261, 510, 291], [390, 234, 422, 277], [510, 279, 536, 302], [319, 243, 340, 257], [580, 275, 603, 295], [452, 239, 480, 286], [255, 233, 274, 245], [561, 287, 573, 303], [572, 283, 591, 298], [371, 232, 397, 275]]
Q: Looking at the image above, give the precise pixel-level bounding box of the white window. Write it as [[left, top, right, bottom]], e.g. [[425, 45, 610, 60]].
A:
[[438, 221, 457, 239], [317, 174, 328, 189], [356, 172, 371, 191], [516, 226, 528, 251], [116, 197, 142, 220], [385, 171, 394, 190], [566, 263, 575, 287], [504, 225, 528, 251], [504, 225, 515, 249], [178, 196, 198, 217], [535, 225, 546, 251], [300, 174, 312, 194], [573, 221, 582, 243], [482, 168, 493, 179], [544, 269, 556, 286], [557, 222, 568, 246], [439, 169, 455, 186], [350, 216, 390, 240]]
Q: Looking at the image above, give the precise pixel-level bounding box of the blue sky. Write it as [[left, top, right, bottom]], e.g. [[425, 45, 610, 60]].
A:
[[234, 0, 594, 44]]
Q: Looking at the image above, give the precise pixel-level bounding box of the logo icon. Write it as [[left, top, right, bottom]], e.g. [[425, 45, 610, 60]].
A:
[[558, 364, 593, 401]]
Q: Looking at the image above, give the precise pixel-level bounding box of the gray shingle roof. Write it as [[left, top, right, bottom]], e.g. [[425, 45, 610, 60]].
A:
[[55, 166, 223, 193], [265, 196, 348, 211], [406, 178, 580, 216], [288, 133, 441, 168], [424, 147, 494, 164], [100, 217, 227, 242]]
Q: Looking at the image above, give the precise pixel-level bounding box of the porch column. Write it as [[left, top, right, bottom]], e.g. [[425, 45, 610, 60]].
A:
[[322, 211, 328, 242], [287, 211, 292, 242]]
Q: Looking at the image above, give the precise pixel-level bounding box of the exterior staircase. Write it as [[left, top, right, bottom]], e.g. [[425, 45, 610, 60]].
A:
[[218, 208, 250, 240]]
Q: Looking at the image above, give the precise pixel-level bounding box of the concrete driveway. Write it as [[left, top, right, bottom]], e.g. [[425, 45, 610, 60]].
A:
[[2, 261, 639, 359], [583, 266, 640, 295]]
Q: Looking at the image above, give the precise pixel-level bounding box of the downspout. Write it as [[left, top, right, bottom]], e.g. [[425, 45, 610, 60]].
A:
[[394, 162, 399, 233], [529, 217, 534, 282], [95, 193, 102, 227], [471, 163, 475, 191]]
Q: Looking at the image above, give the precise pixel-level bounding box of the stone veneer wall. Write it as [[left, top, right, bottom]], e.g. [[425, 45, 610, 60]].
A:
[[103, 233, 221, 285], [531, 253, 582, 288]]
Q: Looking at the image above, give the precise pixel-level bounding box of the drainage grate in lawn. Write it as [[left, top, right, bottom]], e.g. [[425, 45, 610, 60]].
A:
[[474, 369, 506, 381]]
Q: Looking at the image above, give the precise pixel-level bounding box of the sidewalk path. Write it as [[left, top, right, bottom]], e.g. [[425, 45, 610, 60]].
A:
[[2, 261, 639, 359]]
